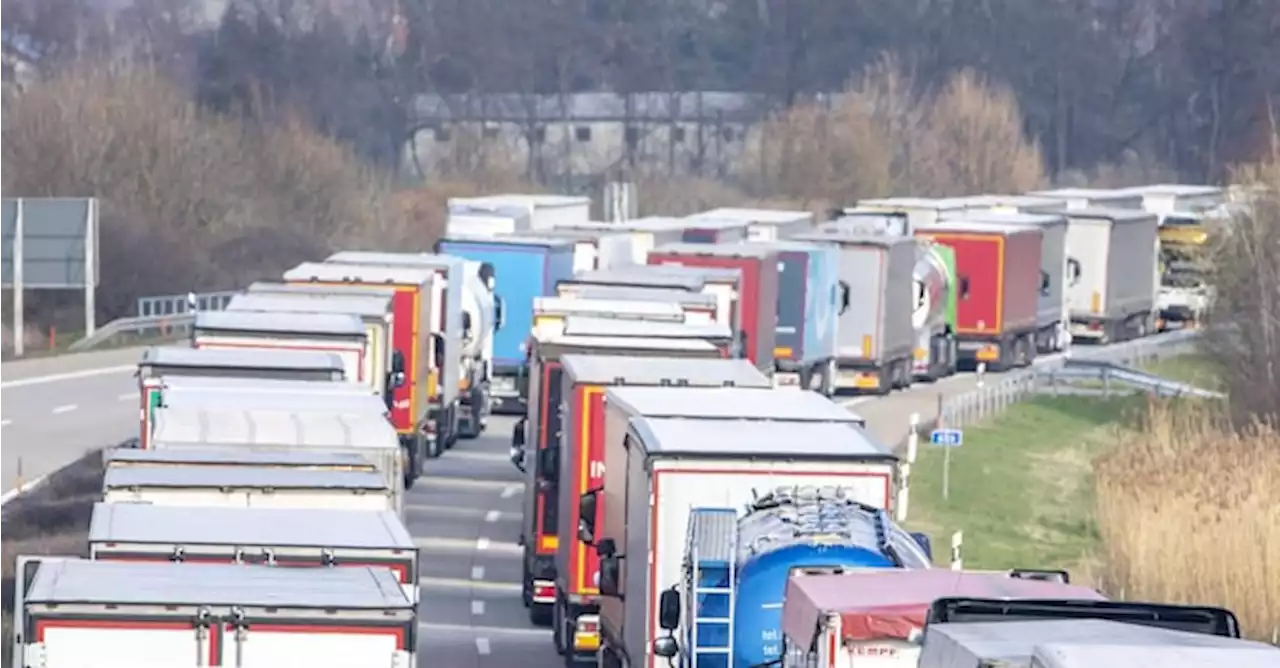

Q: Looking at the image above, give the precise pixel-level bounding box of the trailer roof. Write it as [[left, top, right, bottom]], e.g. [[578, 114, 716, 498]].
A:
[[690, 208, 812, 223], [793, 229, 915, 248], [857, 196, 971, 210], [607, 386, 863, 423], [90, 502, 409, 547], [680, 218, 751, 231], [562, 355, 770, 387], [782, 570, 1105, 645], [1119, 184, 1224, 198], [161, 389, 388, 415], [567, 287, 718, 307], [1027, 187, 1140, 200], [1032, 641, 1280, 668], [25, 559, 410, 609], [102, 464, 389, 491], [634, 263, 743, 283], [441, 234, 574, 248], [104, 446, 376, 469], [740, 239, 833, 254], [326, 251, 462, 272], [152, 406, 398, 449], [283, 261, 434, 286], [535, 297, 685, 318], [915, 220, 1045, 236], [959, 194, 1067, 210], [1061, 207, 1159, 224], [631, 417, 891, 459], [651, 242, 778, 259], [563, 316, 732, 339], [140, 346, 345, 372], [534, 335, 720, 353], [920, 619, 1245, 664], [247, 281, 399, 299], [524, 228, 631, 242], [194, 310, 365, 337], [940, 211, 1068, 228], [227, 294, 390, 318], [565, 269, 705, 291], [158, 376, 375, 395]]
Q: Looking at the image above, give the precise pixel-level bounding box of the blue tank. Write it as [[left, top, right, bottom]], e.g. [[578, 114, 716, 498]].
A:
[[682, 488, 933, 668]]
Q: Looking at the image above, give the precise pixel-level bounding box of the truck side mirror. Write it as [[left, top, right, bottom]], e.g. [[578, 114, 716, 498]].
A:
[[599, 552, 622, 597], [511, 418, 526, 448], [537, 447, 558, 482], [658, 588, 681, 630], [493, 297, 505, 330], [391, 350, 405, 373], [431, 334, 446, 369], [461, 312, 474, 339], [910, 532, 933, 560], [959, 276, 972, 300], [509, 446, 526, 473], [577, 490, 599, 545], [391, 371, 406, 389], [838, 281, 851, 314], [652, 637, 678, 658]]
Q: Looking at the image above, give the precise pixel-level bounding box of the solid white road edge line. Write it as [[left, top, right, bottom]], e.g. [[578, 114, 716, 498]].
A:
[[0, 364, 134, 389], [0, 474, 50, 507]]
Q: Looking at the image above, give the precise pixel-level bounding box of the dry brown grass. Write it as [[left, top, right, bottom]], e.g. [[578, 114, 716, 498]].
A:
[[1094, 400, 1280, 642]]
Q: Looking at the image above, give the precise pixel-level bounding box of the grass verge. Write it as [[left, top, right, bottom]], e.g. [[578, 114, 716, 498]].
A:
[[903, 395, 1141, 580], [1139, 353, 1223, 389]]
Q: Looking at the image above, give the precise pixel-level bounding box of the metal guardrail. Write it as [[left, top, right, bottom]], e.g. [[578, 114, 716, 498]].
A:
[[136, 291, 237, 317], [65, 291, 236, 352]]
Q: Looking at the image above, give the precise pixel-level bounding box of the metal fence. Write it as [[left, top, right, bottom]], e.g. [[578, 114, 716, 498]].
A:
[[136, 291, 237, 318]]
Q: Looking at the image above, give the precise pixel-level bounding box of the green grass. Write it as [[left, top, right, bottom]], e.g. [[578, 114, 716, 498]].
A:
[[1140, 353, 1223, 389], [904, 395, 1144, 576]]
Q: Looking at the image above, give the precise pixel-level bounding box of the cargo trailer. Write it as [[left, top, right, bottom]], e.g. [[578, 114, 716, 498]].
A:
[[742, 240, 840, 392], [561, 286, 718, 325], [793, 230, 916, 393], [780, 569, 1105, 668], [104, 444, 377, 472], [560, 317, 737, 358], [1124, 183, 1225, 217], [910, 240, 960, 382], [854, 197, 973, 230], [325, 251, 494, 441], [191, 310, 367, 384], [823, 210, 912, 236], [531, 297, 685, 340], [913, 222, 1043, 370], [939, 211, 1070, 353], [957, 194, 1069, 214], [558, 267, 707, 295], [1061, 208, 1160, 343], [225, 292, 393, 395], [1028, 187, 1146, 211], [101, 461, 394, 510], [648, 243, 780, 373], [555, 219, 688, 263], [447, 195, 533, 233], [513, 335, 734, 625], [521, 228, 637, 272], [450, 193, 590, 231], [677, 217, 751, 244], [282, 262, 444, 465], [88, 502, 419, 601], [150, 405, 406, 517], [1032, 639, 1280, 668], [690, 207, 815, 241], [10, 558, 416, 668], [435, 235, 575, 414], [550, 356, 772, 659], [626, 264, 745, 338], [583, 388, 895, 668]]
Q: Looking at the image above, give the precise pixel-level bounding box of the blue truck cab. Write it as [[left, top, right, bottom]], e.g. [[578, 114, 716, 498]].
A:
[[743, 240, 840, 394], [436, 235, 575, 413]]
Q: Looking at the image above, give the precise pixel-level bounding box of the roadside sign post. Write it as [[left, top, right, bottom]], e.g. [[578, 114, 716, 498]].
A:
[[930, 427, 963, 501]]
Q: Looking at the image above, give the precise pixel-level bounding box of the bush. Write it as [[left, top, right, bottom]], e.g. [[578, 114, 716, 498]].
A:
[[1094, 400, 1280, 641]]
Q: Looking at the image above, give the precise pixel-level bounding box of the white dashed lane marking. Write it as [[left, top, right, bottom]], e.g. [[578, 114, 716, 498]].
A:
[[118, 393, 134, 401], [485, 510, 501, 523], [51, 404, 77, 414], [1, 419, 10, 427]]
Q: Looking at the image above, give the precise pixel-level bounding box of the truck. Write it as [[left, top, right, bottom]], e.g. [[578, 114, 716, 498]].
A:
[[957, 194, 1069, 214], [555, 219, 688, 263], [853, 197, 974, 230], [101, 457, 394, 510], [550, 355, 773, 661], [435, 235, 576, 414], [88, 502, 419, 602], [648, 243, 780, 374], [1028, 187, 1146, 211], [561, 286, 719, 325], [1032, 640, 1280, 668], [822, 210, 912, 236], [9, 557, 416, 667], [224, 292, 393, 395], [325, 251, 496, 439], [511, 336, 743, 628], [459, 193, 591, 231], [742, 240, 840, 393], [678, 217, 751, 244], [1155, 213, 1215, 330], [447, 195, 534, 232], [150, 405, 407, 514], [690, 207, 815, 242], [793, 230, 916, 393], [642, 262, 749, 346], [191, 310, 367, 384], [135, 348, 348, 450], [1124, 183, 1225, 218], [780, 569, 1106, 668], [560, 317, 738, 359], [558, 267, 706, 296], [939, 211, 1070, 353], [1061, 208, 1160, 343], [910, 240, 959, 382], [523, 228, 637, 272], [531, 297, 686, 340], [577, 388, 910, 668], [282, 261, 449, 462], [912, 222, 1044, 370]]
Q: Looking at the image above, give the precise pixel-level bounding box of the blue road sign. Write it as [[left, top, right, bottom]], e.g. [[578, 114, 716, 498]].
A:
[[930, 428, 963, 447]]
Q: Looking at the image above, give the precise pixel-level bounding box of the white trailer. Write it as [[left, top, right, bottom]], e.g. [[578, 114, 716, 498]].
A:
[[555, 219, 687, 263], [225, 292, 393, 395], [854, 197, 973, 230], [532, 297, 685, 339], [10, 557, 416, 668], [561, 317, 737, 358], [1123, 184, 1225, 218], [151, 405, 406, 516], [1032, 639, 1280, 668], [1028, 187, 1146, 211], [690, 207, 815, 242], [453, 193, 591, 231], [562, 286, 719, 325], [1062, 208, 1160, 343], [101, 461, 394, 510], [192, 310, 367, 385], [584, 387, 893, 668], [957, 194, 1069, 214], [447, 196, 533, 235], [88, 502, 419, 601], [524, 228, 638, 272]]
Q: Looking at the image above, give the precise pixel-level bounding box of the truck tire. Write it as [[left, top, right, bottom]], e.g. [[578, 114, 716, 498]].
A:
[[403, 442, 420, 490], [552, 595, 568, 655]]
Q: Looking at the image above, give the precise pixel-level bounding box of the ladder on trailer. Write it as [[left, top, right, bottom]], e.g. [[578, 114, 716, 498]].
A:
[[683, 507, 739, 668]]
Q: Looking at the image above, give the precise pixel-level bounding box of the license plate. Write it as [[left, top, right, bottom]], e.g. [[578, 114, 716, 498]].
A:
[[775, 373, 801, 386], [493, 377, 515, 391]]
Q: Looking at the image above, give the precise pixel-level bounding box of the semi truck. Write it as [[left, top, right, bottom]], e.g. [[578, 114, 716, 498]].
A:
[[524, 228, 637, 272], [191, 310, 367, 383], [677, 217, 751, 244], [913, 222, 1043, 370], [1029, 187, 1145, 211], [88, 502, 419, 602], [853, 197, 973, 230], [9, 558, 416, 668], [451, 193, 591, 231], [511, 334, 741, 628], [559, 317, 738, 359], [780, 569, 1105, 668], [550, 355, 773, 662], [555, 219, 688, 263], [910, 239, 959, 382], [1061, 208, 1160, 343], [825, 209, 913, 236], [282, 261, 452, 460], [101, 460, 393, 510], [689, 208, 815, 242], [150, 405, 407, 514], [435, 235, 576, 414], [577, 388, 908, 668], [940, 211, 1070, 353], [531, 296, 686, 340], [561, 286, 719, 325], [603, 264, 745, 339], [957, 194, 1069, 214], [325, 251, 495, 439], [743, 240, 840, 393], [1155, 215, 1215, 330], [648, 243, 780, 374], [794, 230, 916, 393]]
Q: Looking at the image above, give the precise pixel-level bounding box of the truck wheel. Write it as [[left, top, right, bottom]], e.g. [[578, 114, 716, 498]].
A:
[[819, 360, 837, 396], [403, 443, 419, 490], [552, 596, 568, 655]]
